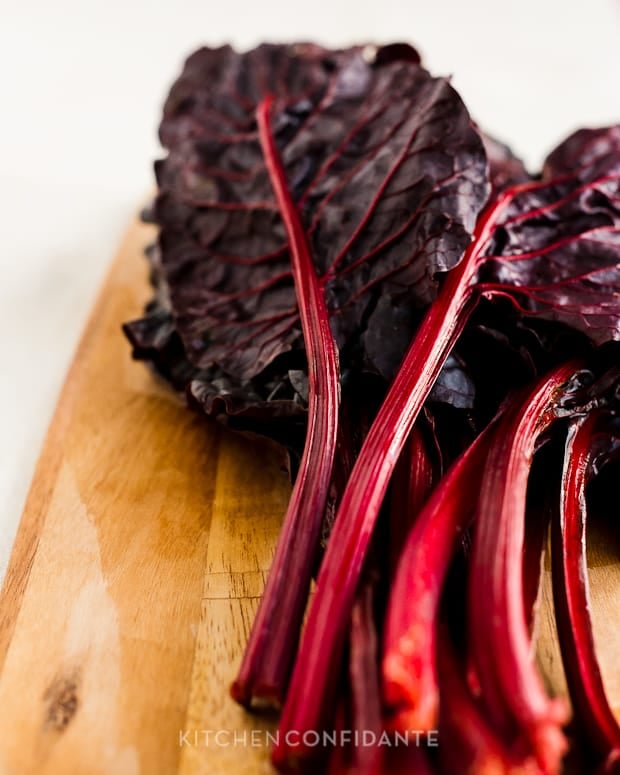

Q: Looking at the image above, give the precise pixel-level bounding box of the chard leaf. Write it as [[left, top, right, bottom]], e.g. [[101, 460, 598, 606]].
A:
[[480, 133, 620, 344], [148, 43, 489, 382], [543, 125, 620, 178]]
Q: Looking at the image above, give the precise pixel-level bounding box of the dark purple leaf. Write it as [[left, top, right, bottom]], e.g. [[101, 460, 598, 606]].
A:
[[124, 303, 307, 427], [147, 43, 489, 383], [543, 125, 620, 179], [480, 136, 620, 343]]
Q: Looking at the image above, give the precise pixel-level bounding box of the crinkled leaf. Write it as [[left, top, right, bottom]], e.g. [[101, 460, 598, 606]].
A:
[[147, 43, 489, 382], [123, 303, 307, 431], [543, 125, 620, 179], [479, 126, 620, 344]]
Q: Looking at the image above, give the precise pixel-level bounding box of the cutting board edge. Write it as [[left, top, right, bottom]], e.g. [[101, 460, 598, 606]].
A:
[[0, 214, 153, 672]]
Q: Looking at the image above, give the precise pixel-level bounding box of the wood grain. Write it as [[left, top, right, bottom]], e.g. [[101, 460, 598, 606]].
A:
[[0, 217, 288, 775], [0, 216, 618, 774]]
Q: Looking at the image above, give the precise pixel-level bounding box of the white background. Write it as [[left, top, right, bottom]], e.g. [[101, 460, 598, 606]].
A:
[[1, 0, 619, 581]]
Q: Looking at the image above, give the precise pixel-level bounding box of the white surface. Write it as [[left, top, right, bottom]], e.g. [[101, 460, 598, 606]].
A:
[[1, 0, 619, 582]]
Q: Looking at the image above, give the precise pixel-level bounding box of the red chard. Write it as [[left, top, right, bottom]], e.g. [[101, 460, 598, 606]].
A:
[[124, 42, 620, 774]]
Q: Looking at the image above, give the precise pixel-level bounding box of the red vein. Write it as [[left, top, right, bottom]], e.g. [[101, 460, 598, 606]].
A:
[[179, 195, 277, 210], [194, 270, 292, 304], [501, 173, 620, 227], [328, 231, 441, 314], [486, 226, 620, 265], [323, 126, 423, 277], [300, 110, 414, 235], [299, 98, 400, 207], [323, 170, 461, 285], [194, 306, 297, 328]]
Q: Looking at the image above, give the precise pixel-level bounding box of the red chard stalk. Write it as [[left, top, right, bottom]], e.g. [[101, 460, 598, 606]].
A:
[[467, 363, 587, 774], [231, 97, 341, 706], [552, 409, 620, 769], [388, 416, 440, 574], [383, 418, 497, 731]]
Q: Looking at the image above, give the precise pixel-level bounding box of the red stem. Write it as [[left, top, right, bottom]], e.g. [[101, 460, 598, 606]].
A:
[[383, 420, 497, 731], [347, 581, 384, 775], [388, 419, 438, 574], [552, 412, 620, 764], [231, 96, 340, 707], [468, 363, 581, 774], [273, 190, 513, 766], [436, 631, 541, 775]]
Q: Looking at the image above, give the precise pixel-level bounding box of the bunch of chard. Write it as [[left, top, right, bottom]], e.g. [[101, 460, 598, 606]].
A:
[[124, 42, 620, 774]]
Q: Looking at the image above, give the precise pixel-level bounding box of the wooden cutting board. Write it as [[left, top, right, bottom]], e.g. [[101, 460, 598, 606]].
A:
[[0, 215, 618, 774]]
